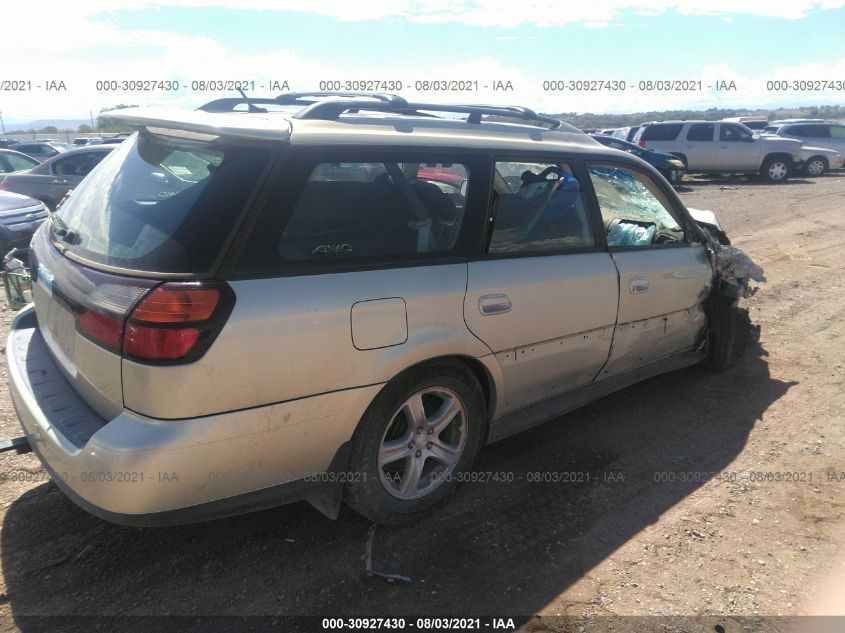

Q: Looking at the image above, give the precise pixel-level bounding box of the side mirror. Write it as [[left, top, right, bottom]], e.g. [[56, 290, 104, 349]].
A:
[[751, 133, 761, 141], [459, 180, 468, 198]]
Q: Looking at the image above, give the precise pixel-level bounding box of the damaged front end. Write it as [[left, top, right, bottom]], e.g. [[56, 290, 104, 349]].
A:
[[688, 208, 764, 369], [688, 207, 766, 299]]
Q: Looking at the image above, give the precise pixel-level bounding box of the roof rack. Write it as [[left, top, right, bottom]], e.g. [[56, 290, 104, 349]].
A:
[[198, 91, 562, 130]]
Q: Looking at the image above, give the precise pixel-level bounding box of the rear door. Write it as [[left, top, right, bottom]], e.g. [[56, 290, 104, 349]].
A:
[[681, 123, 716, 169], [47, 150, 111, 203], [464, 159, 618, 414], [828, 125, 845, 152], [585, 163, 711, 377]]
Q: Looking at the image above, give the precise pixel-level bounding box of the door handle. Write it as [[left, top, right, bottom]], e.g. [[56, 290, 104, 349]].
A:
[[479, 294, 512, 315], [629, 278, 650, 294]]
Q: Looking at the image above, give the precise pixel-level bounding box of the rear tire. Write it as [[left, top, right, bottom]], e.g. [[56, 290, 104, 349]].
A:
[[345, 364, 487, 525]]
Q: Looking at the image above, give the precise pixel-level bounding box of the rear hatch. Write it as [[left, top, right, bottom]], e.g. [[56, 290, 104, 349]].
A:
[[30, 130, 274, 420]]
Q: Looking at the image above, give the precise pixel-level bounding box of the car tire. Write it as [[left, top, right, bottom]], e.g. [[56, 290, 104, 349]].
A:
[[760, 156, 792, 182], [802, 156, 827, 177], [345, 363, 487, 525], [705, 295, 750, 371]]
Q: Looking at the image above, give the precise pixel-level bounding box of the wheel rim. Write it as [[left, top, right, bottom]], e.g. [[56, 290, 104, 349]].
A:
[[768, 162, 788, 180], [377, 387, 468, 500], [807, 159, 825, 176]]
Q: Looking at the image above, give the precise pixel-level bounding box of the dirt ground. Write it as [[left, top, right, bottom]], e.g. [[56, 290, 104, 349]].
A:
[[0, 172, 843, 632]]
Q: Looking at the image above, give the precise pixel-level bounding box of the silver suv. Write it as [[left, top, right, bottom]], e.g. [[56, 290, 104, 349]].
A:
[[764, 119, 845, 157], [8, 93, 759, 526], [632, 120, 803, 181]]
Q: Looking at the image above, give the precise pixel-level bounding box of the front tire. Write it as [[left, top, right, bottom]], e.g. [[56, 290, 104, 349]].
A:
[[803, 156, 827, 177], [345, 364, 487, 524], [760, 156, 792, 182], [705, 295, 751, 371]]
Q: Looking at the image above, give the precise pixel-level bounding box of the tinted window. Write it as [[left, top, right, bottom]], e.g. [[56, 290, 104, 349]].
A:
[[686, 123, 715, 142], [6, 153, 37, 171], [641, 124, 683, 141], [237, 159, 469, 270], [764, 126, 780, 134], [802, 125, 831, 139], [52, 151, 109, 176], [719, 124, 754, 142], [488, 162, 594, 254], [625, 126, 640, 142], [831, 126, 845, 140], [54, 131, 271, 274], [588, 165, 684, 248]]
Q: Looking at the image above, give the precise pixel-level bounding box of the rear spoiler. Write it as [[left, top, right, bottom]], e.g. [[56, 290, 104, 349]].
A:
[[100, 107, 293, 141]]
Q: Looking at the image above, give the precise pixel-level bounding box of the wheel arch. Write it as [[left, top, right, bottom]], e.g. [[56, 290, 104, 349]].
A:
[[377, 354, 498, 421]]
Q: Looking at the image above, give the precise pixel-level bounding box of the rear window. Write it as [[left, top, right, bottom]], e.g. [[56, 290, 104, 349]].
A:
[[641, 124, 683, 141], [235, 157, 471, 272], [53, 131, 272, 274]]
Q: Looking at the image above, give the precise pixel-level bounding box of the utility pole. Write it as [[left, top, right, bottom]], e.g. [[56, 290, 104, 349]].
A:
[[0, 111, 5, 135]]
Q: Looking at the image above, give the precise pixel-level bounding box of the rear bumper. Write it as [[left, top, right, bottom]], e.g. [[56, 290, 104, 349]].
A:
[[8, 306, 382, 525]]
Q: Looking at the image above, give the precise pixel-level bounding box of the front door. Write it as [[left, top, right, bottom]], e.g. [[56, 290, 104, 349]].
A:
[[716, 123, 760, 171], [585, 163, 712, 377]]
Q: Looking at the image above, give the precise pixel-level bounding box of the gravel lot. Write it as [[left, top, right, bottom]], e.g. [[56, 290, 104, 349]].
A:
[[0, 173, 843, 631]]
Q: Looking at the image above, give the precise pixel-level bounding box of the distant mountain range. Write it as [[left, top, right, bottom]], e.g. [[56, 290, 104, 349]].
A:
[[1, 119, 91, 132]]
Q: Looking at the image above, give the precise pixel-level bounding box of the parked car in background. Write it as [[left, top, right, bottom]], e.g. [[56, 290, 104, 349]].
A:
[[100, 133, 132, 145], [0, 139, 22, 149], [798, 145, 843, 176], [633, 120, 803, 181], [599, 128, 617, 135], [11, 141, 69, 163], [611, 126, 641, 142], [764, 120, 845, 156], [7, 93, 757, 528], [0, 149, 41, 174], [590, 133, 686, 184], [722, 116, 769, 130], [0, 145, 115, 209], [0, 191, 48, 255]]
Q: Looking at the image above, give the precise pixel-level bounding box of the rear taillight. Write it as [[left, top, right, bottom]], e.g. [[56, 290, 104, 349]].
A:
[[124, 325, 201, 360], [77, 309, 122, 352], [73, 281, 234, 364], [0, 181, 9, 190], [638, 139, 646, 148], [122, 283, 234, 363]]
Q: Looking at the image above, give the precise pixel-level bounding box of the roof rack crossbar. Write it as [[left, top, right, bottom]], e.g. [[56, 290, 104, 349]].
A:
[[197, 92, 562, 129], [282, 93, 560, 129], [197, 97, 282, 113]]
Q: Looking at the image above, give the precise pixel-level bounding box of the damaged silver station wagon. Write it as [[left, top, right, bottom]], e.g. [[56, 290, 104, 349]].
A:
[[8, 93, 763, 525]]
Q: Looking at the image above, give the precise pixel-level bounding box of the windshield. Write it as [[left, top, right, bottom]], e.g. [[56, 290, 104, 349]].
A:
[[53, 131, 272, 274]]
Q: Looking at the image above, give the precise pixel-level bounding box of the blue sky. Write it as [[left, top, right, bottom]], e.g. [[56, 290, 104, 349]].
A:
[[2, 1, 844, 120]]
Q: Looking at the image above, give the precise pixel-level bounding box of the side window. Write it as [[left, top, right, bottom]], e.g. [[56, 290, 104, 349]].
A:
[[237, 159, 469, 270], [5, 154, 36, 171], [831, 126, 845, 140], [686, 123, 715, 142], [804, 125, 831, 139], [587, 165, 685, 248], [719, 124, 753, 142], [487, 161, 595, 255], [52, 154, 91, 176]]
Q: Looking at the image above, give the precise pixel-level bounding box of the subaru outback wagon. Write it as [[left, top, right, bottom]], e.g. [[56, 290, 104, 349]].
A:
[[8, 93, 758, 526]]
